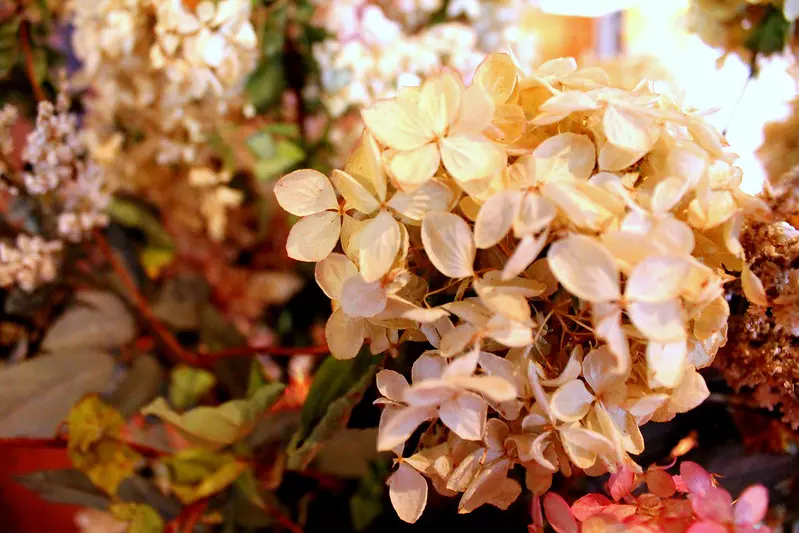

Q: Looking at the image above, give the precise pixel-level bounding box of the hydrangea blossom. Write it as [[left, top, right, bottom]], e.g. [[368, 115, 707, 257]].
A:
[[275, 52, 768, 523]]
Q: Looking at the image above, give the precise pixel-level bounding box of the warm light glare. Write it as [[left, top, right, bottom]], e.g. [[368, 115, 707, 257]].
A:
[[538, 0, 635, 17]]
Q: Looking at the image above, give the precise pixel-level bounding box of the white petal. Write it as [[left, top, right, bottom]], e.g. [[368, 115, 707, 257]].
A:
[[388, 143, 441, 190], [440, 135, 505, 183], [484, 315, 533, 347], [501, 231, 549, 281], [274, 169, 337, 216], [404, 380, 460, 406], [443, 347, 479, 378], [627, 300, 686, 342], [362, 100, 433, 151], [603, 105, 656, 153], [358, 211, 401, 283], [421, 213, 475, 278], [550, 380, 594, 422], [624, 255, 690, 302], [286, 211, 341, 262], [377, 370, 410, 402], [420, 71, 462, 137], [646, 341, 687, 389], [547, 235, 620, 303], [325, 309, 365, 360], [559, 426, 613, 469], [412, 354, 446, 383], [387, 180, 453, 221], [453, 375, 518, 403], [742, 265, 769, 306], [581, 346, 621, 395], [314, 253, 357, 301], [389, 463, 429, 524], [513, 194, 556, 237], [439, 393, 487, 441], [532, 133, 596, 181]]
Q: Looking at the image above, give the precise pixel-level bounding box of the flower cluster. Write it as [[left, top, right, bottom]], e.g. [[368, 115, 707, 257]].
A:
[[275, 53, 768, 522], [68, 0, 257, 241], [0, 90, 108, 292], [540, 461, 771, 532]]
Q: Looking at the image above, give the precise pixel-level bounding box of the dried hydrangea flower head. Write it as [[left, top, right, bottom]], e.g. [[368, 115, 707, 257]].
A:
[[275, 52, 767, 522]]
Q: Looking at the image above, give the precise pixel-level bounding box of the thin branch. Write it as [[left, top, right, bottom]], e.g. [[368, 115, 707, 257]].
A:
[[263, 499, 304, 533], [19, 20, 46, 103], [93, 229, 200, 366], [178, 499, 208, 533]]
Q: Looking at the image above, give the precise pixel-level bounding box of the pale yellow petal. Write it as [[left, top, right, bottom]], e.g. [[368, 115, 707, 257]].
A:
[[274, 169, 337, 216], [513, 194, 556, 237], [532, 133, 596, 182], [603, 105, 657, 153], [439, 393, 486, 441], [742, 265, 769, 306], [474, 53, 518, 104], [501, 231, 549, 281], [345, 132, 387, 201], [341, 275, 388, 318], [420, 71, 463, 137], [598, 142, 646, 171], [421, 213, 475, 278], [388, 143, 440, 190], [389, 463, 428, 524], [646, 341, 687, 389], [286, 211, 341, 262], [550, 380, 594, 422], [387, 179, 454, 222], [330, 170, 379, 215], [451, 84, 495, 136], [440, 135, 504, 183], [362, 100, 433, 150], [627, 300, 686, 342], [358, 211, 401, 283], [474, 191, 520, 249], [624, 255, 691, 302]]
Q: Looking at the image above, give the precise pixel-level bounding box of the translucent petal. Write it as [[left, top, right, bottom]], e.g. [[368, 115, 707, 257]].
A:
[[442, 347, 479, 378], [439, 393, 487, 441], [387, 179, 453, 221], [489, 104, 526, 143], [484, 315, 533, 347], [377, 370, 410, 402], [543, 492, 579, 533], [286, 211, 341, 262], [603, 105, 657, 153], [412, 354, 447, 383], [419, 71, 463, 136], [440, 135, 505, 183], [362, 100, 433, 150], [421, 213, 475, 278], [325, 309, 365, 360], [474, 191, 520, 249], [532, 133, 596, 182], [474, 278, 532, 323], [389, 463, 428, 524], [340, 275, 388, 318], [378, 405, 437, 451], [451, 84, 495, 135], [513, 194, 556, 238], [459, 458, 512, 513], [669, 366, 710, 414], [646, 341, 687, 389], [329, 169, 379, 215], [547, 235, 620, 303], [454, 375, 517, 403], [741, 265, 769, 306], [501, 231, 550, 281], [550, 380, 594, 422], [625, 255, 691, 302], [598, 142, 646, 171], [345, 132, 387, 201], [627, 300, 686, 342], [734, 485, 768, 525], [274, 169, 337, 216], [474, 53, 518, 104], [560, 426, 612, 468], [314, 253, 357, 301], [358, 211, 401, 283], [440, 324, 477, 357], [388, 143, 441, 190], [582, 346, 622, 395]]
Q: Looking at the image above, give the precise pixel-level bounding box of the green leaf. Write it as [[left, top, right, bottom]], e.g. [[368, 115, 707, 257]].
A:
[[260, 2, 288, 56], [141, 383, 285, 449], [286, 350, 380, 470], [264, 123, 300, 138], [108, 198, 175, 249], [350, 460, 390, 531], [246, 57, 285, 111], [168, 365, 217, 410], [745, 6, 790, 56], [162, 449, 248, 504], [0, 16, 20, 79], [254, 140, 305, 182], [247, 130, 276, 160]]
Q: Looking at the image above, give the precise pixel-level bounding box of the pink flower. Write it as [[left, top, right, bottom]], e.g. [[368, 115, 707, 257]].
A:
[[687, 485, 770, 533]]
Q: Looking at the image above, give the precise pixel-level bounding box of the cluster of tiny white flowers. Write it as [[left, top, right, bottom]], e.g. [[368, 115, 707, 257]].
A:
[[275, 53, 769, 523], [0, 235, 63, 292], [187, 167, 244, 242]]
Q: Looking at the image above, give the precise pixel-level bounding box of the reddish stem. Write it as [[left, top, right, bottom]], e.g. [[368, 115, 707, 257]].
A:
[[19, 20, 46, 103], [93, 229, 199, 366], [177, 499, 208, 533], [263, 499, 304, 533]]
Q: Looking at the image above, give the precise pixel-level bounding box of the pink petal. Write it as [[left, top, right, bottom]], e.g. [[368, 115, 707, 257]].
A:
[[607, 468, 636, 501], [733, 485, 768, 526], [601, 504, 638, 521], [571, 494, 612, 521], [647, 469, 677, 499], [692, 487, 733, 523], [686, 521, 728, 533], [680, 461, 714, 496], [530, 494, 544, 533], [543, 493, 578, 533]]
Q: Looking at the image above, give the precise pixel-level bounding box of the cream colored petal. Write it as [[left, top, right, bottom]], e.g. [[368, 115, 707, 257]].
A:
[[593, 304, 630, 374], [513, 194, 556, 238], [598, 142, 646, 171], [325, 309, 365, 360], [404, 380, 460, 407], [440, 323, 477, 358], [439, 393, 487, 441], [387, 179, 453, 222], [340, 275, 388, 318], [547, 234, 620, 303], [474, 278, 532, 323], [345, 132, 387, 202], [440, 135, 505, 183], [651, 177, 690, 215], [358, 211, 401, 283], [420, 71, 463, 137], [646, 341, 687, 389], [550, 380, 594, 422], [421, 212, 475, 278], [340, 214, 365, 264], [412, 354, 447, 383], [532, 133, 596, 182], [362, 100, 433, 150], [541, 182, 613, 231], [459, 458, 513, 514], [442, 347, 479, 378], [603, 105, 657, 153], [314, 253, 357, 301], [741, 265, 769, 306], [451, 84, 495, 135], [454, 375, 517, 403], [330, 169, 380, 215], [534, 91, 598, 123], [667, 365, 709, 415], [274, 169, 337, 215], [627, 300, 686, 343], [389, 463, 429, 524], [388, 143, 440, 190], [559, 426, 613, 469], [378, 405, 438, 451], [377, 369, 410, 402], [484, 315, 533, 347], [624, 255, 690, 302], [474, 191, 521, 249], [502, 231, 550, 281], [581, 346, 620, 396], [474, 53, 518, 104], [286, 211, 341, 262]]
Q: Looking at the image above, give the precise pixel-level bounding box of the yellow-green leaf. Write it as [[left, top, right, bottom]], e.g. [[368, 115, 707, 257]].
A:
[[67, 396, 141, 495], [109, 503, 164, 533], [162, 449, 248, 504], [168, 365, 217, 410]]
